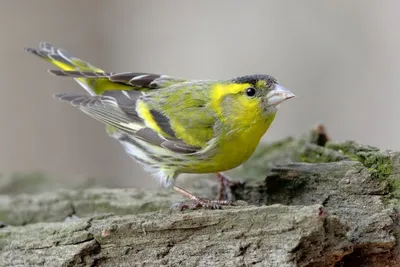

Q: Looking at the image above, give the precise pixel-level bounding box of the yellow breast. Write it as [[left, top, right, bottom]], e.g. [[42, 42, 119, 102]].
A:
[[183, 82, 277, 174], [189, 113, 276, 173]]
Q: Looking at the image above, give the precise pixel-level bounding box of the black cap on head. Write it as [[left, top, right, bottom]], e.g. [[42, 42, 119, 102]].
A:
[[231, 74, 277, 87]]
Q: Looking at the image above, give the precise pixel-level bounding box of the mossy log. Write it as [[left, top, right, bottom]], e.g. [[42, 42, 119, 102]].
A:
[[0, 126, 399, 267]]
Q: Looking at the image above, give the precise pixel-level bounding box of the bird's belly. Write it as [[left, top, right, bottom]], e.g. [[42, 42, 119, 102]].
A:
[[214, 137, 259, 171], [188, 131, 263, 173], [182, 114, 276, 174]]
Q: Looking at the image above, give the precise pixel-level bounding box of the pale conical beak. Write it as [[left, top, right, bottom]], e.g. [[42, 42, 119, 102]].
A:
[[266, 84, 295, 107]]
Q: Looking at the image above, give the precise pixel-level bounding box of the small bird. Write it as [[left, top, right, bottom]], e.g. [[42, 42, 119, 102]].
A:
[[25, 42, 295, 208]]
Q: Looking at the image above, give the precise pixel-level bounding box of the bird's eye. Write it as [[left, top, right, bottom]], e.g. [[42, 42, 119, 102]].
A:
[[245, 87, 256, 97]]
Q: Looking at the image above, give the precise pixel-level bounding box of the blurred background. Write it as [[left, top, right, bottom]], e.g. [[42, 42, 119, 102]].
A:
[[0, 0, 399, 190]]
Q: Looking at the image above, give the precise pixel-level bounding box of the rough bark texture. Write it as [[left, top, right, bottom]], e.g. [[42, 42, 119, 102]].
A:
[[0, 126, 399, 267]]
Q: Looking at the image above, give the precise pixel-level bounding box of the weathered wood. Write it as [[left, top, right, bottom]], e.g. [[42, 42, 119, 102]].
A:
[[0, 126, 399, 266], [0, 204, 353, 267]]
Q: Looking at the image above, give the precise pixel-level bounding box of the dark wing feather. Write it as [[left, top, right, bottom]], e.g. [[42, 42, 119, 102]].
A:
[[101, 90, 142, 120], [49, 70, 187, 89], [25, 47, 72, 66], [110, 73, 162, 88], [148, 109, 177, 138], [56, 93, 140, 134], [55, 92, 201, 154], [135, 128, 198, 154], [49, 70, 113, 78]]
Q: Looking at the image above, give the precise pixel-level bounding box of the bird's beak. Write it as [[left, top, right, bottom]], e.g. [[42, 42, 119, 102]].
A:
[[266, 84, 295, 107]]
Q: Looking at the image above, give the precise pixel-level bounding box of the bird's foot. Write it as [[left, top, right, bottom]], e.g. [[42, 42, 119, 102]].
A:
[[216, 172, 243, 201], [172, 185, 235, 210], [173, 198, 234, 210]]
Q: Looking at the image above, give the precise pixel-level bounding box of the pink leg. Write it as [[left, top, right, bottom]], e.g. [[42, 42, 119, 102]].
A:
[[172, 185, 234, 210], [216, 172, 242, 201]]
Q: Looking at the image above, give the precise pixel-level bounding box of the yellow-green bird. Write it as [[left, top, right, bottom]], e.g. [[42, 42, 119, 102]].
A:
[[25, 42, 295, 208]]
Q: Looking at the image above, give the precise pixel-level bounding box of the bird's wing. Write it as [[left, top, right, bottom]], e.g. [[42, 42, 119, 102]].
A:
[[55, 89, 208, 154], [49, 70, 188, 90], [25, 42, 131, 95], [25, 42, 102, 73], [25, 42, 187, 94], [140, 81, 216, 149]]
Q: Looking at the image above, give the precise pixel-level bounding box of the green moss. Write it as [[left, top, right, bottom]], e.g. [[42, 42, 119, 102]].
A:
[[299, 144, 348, 163], [325, 141, 400, 207], [326, 140, 379, 153], [325, 141, 392, 179], [357, 152, 393, 178], [238, 134, 398, 205], [325, 142, 360, 161], [388, 177, 400, 199], [327, 141, 400, 208]]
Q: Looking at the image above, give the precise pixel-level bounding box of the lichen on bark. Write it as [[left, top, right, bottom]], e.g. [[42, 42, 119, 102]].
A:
[[0, 126, 399, 267]]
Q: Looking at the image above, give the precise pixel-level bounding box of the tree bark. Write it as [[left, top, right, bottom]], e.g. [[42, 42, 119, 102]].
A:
[[0, 126, 399, 267]]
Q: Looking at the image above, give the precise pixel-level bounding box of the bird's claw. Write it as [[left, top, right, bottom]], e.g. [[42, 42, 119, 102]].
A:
[[172, 198, 234, 211]]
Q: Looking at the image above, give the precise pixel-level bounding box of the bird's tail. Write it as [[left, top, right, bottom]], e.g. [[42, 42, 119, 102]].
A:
[[25, 42, 114, 95]]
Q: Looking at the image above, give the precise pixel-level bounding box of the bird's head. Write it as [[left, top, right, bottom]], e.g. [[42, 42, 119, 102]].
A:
[[212, 74, 295, 126], [230, 74, 295, 113]]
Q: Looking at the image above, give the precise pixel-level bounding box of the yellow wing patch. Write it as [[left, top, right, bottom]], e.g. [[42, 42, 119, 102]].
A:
[[136, 100, 164, 136], [49, 59, 75, 71]]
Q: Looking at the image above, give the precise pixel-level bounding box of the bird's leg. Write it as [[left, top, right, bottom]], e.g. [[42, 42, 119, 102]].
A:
[[172, 185, 233, 210], [216, 172, 242, 201]]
